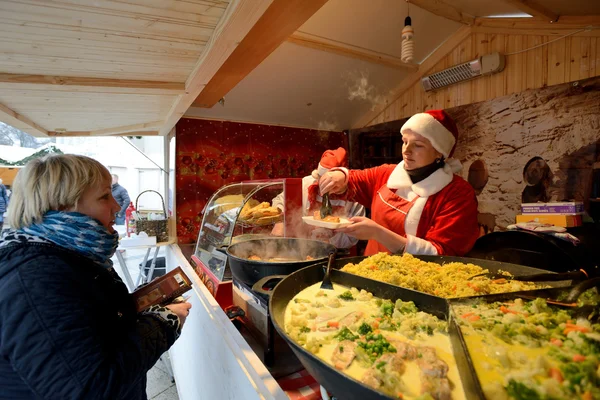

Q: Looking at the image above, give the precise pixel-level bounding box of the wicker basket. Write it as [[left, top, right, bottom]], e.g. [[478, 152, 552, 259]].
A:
[[135, 190, 169, 242]]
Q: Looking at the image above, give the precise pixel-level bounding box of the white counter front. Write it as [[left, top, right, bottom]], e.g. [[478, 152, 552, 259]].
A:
[[164, 244, 288, 400]]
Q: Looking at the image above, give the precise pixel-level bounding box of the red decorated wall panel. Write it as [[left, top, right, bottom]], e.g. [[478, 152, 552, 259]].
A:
[[175, 118, 348, 244]]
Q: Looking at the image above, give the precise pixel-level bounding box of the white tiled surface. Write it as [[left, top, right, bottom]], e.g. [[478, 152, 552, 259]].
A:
[[110, 246, 179, 400]]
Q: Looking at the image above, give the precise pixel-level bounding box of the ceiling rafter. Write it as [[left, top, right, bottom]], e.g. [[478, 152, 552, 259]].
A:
[[192, 0, 330, 109], [286, 32, 418, 71], [409, 0, 475, 25], [159, 0, 275, 136], [48, 130, 159, 137], [0, 101, 48, 136], [473, 16, 600, 30], [0, 73, 185, 94], [502, 0, 559, 22]]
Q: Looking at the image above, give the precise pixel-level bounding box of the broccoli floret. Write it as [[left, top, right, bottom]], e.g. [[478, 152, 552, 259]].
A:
[[358, 322, 372, 335], [334, 327, 359, 342], [505, 380, 541, 400], [338, 291, 355, 301], [299, 326, 310, 333], [394, 299, 418, 314], [381, 301, 394, 317]]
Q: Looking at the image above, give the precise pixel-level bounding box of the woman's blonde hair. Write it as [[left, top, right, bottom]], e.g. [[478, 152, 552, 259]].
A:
[[7, 154, 110, 229]]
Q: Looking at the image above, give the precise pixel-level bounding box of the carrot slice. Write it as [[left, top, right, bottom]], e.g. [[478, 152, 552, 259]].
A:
[[549, 367, 564, 383], [573, 354, 586, 362]]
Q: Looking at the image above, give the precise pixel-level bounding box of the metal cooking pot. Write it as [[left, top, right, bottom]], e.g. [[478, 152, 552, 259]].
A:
[[226, 238, 336, 287]]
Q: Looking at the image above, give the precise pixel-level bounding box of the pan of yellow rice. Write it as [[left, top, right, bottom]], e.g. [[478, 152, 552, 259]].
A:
[[337, 253, 570, 298]]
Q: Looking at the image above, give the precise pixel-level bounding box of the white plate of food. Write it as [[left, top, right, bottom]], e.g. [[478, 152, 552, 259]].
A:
[[302, 215, 353, 229]]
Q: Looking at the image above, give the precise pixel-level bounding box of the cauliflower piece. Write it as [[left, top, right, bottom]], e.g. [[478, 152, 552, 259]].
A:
[[326, 298, 342, 308]]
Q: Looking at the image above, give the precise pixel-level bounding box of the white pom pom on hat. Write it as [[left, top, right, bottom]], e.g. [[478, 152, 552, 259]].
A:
[[400, 110, 459, 158]]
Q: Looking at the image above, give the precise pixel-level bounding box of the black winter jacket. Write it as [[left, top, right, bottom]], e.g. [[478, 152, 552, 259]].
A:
[[0, 240, 177, 399]]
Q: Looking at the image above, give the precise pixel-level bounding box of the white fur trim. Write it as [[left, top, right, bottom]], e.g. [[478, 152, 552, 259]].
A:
[[401, 113, 455, 158], [405, 234, 438, 255], [387, 161, 455, 197], [311, 170, 320, 180], [445, 158, 462, 173], [404, 197, 427, 236], [317, 163, 328, 177]]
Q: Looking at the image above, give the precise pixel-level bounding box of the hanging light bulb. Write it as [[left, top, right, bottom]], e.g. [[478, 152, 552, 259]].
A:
[[401, 1, 414, 63]]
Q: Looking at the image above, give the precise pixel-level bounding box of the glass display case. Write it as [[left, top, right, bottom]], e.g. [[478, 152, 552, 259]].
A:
[[192, 178, 302, 284]]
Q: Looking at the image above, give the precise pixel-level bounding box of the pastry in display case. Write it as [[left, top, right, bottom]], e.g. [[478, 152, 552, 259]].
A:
[[191, 178, 302, 308]]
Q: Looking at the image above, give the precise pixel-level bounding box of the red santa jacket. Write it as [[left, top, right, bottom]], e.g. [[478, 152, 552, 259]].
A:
[[346, 162, 479, 256]]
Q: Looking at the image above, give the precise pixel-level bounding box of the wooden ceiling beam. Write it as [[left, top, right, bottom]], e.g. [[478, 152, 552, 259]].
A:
[[502, 0, 559, 22], [0, 73, 185, 94], [472, 26, 600, 37], [286, 32, 418, 71], [90, 121, 163, 136], [352, 26, 472, 129], [0, 101, 48, 136], [409, 0, 475, 25], [159, 0, 275, 136], [48, 130, 159, 137], [474, 16, 600, 30], [192, 0, 330, 108]]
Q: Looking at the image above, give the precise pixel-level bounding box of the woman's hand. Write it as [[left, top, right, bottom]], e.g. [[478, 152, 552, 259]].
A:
[[318, 171, 347, 195], [335, 216, 383, 241], [271, 222, 284, 237], [166, 302, 192, 325]]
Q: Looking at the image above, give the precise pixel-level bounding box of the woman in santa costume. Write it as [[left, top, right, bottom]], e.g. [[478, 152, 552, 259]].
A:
[[272, 148, 365, 248], [319, 110, 479, 256]]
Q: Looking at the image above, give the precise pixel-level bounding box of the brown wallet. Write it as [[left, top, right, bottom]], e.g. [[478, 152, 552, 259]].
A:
[[131, 266, 193, 312]]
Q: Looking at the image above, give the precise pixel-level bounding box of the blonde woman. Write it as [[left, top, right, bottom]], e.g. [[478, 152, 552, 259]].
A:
[[0, 154, 190, 399]]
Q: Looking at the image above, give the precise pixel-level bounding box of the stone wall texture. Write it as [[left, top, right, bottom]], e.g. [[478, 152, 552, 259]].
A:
[[447, 76, 600, 231]]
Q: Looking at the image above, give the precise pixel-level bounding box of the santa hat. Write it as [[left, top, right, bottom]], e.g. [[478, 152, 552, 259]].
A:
[[312, 148, 347, 179], [400, 110, 459, 158]]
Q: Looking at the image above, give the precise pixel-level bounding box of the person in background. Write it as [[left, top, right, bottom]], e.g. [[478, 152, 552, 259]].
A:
[[111, 173, 130, 225], [0, 154, 191, 399], [319, 110, 479, 256], [272, 148, 365, 248], [0, 178, 8, 231]]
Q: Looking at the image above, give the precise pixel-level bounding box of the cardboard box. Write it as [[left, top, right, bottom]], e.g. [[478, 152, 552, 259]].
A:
[[516, 214, 583, 228], [521, 202, 584, 214]]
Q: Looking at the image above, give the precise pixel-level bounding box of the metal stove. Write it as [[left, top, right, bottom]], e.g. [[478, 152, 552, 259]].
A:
[[228, 278, 304, 378]]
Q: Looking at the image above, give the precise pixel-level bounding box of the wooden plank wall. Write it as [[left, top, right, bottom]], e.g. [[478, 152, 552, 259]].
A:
[[369, 33, 600, 125]]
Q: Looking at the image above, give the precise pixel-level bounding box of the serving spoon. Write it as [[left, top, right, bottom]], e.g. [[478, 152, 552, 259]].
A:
[[320, 252, 336, 290], [320, 193, 333, 219], [467, 269, 592, 282]]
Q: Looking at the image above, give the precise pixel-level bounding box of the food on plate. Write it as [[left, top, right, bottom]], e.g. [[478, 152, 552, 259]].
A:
[[239, 201, 282, 225], [313, 210, 341, 223], [453, 292, 600, 400], [238, 199, 261, 219], [284, 282, 465, 399], [341, 253, 542, 298]]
